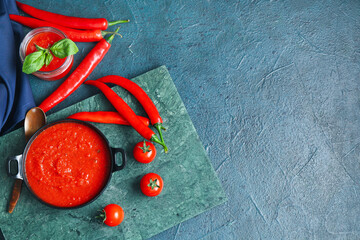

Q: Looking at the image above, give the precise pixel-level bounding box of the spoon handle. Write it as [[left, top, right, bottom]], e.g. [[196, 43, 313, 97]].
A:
[[8, 179, 22, 213]]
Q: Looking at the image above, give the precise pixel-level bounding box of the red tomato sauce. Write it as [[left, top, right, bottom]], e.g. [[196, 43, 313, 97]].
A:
[[25, 122, 111, 207], [25, 32, 66, 72]]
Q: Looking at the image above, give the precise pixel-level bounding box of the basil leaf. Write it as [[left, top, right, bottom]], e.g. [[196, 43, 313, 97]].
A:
[[22, 50, 46, 74], [35, 44, 46, 51], [45, 52, 53, 66], [50, 39, 78, 59]]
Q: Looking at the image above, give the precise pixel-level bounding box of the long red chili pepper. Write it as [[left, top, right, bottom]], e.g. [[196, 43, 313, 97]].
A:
[[94, 75, 166, 143], [16, 1, 129, 30], [67, 111, 150, 126], [85, 80, 168, 152], [38, 28, 120, 113], [9, 15, 115, 42]]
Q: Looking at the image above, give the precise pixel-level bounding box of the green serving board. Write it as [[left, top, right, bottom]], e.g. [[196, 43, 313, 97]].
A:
[[0, 66, 226, 240]]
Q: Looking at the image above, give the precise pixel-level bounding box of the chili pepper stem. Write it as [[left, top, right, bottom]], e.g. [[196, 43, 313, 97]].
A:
[[151, 134, 168, 153], [106, 27, 120, 44], [101, 31, 122, 39], [108, 19, 130, 27], [154, 123, 166, 144], [115, 33, 123, 38]]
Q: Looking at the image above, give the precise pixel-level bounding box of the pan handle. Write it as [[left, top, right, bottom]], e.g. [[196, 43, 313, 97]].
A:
[[7, 155, 24, 180], [111, 148, 126, 172]]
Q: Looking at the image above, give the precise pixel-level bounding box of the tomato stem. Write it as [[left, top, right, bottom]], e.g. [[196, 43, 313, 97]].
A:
[[96, 210, 106, 222], [147, 179, 160, 190], [140, 141, 151, 153]]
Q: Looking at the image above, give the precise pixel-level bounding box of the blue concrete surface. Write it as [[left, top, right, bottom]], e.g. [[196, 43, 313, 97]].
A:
[[21, 0, 360, 239]]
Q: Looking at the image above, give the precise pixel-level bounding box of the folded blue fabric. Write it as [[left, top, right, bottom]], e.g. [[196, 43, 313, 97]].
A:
[[0, 0, 35, 135]]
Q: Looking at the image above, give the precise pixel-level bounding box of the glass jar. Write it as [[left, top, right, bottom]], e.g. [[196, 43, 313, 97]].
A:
[[19, 27, 73, 81]]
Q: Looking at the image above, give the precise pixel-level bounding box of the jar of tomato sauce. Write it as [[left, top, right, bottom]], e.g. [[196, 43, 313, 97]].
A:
[[19, 27, 74, 81]]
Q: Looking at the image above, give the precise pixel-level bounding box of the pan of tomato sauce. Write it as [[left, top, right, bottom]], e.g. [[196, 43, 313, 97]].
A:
[[7, 119, 126, 209]]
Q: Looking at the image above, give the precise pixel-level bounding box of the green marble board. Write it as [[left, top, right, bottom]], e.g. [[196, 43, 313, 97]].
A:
[[0, 66, 226, 240]]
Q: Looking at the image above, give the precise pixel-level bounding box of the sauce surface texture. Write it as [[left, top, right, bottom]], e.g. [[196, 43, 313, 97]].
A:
[[25, 122, 111, 207], [26, 32, 66, 72]]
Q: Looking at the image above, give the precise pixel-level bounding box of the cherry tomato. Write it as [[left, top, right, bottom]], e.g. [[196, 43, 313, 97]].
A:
[[99, 204, 124, 227], [140, 173, 163, 197], [133, 141, 156, 164]]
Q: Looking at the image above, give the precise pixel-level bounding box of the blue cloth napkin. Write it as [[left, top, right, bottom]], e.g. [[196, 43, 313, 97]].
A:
[[0, 0, 35, 135]]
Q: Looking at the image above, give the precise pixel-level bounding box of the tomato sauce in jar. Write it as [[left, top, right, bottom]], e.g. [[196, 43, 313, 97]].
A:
[[24, 122, 111, 208], [25, 32, 66, 72], [20, 27, 73, 81]]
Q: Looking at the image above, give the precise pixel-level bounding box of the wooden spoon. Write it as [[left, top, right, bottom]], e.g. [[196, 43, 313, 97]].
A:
[[8, 107, 46, 213]]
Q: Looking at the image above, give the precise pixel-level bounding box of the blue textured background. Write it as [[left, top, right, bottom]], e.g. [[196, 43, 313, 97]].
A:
[[20, 0, 360, 239]]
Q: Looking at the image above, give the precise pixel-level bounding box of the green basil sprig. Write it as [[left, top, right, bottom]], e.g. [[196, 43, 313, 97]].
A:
[[50, 39, 79, 59], [22, 39, 78, 74]]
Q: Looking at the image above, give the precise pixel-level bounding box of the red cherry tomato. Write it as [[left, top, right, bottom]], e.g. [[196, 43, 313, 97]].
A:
[[99, 204, 124, 227], [133, 141, 156, 164], [140, 173, 163, 197]]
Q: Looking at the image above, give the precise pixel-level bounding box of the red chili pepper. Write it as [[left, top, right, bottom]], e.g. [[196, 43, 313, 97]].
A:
[[85, 80, 168, 152], [9, 14, 116, 42], [38, 28, 120, 113], [94, 75, 167, 144], [67, 111, 150, 126], [16, 1, 129, 30]]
